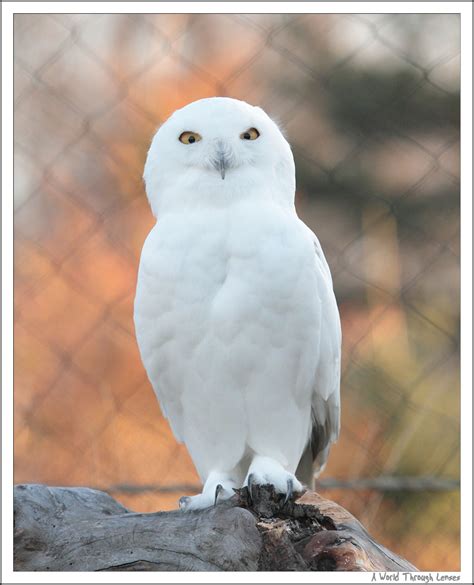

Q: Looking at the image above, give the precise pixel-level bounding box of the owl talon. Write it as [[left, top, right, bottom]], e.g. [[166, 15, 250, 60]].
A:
[[284, 478, 293, 505], [246, 473, 255, 504], [214, 483, 224, 506], [179, 496, 191, 510]]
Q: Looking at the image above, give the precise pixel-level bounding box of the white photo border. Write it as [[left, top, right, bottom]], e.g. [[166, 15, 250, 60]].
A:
[[2, 2, 472, 583]]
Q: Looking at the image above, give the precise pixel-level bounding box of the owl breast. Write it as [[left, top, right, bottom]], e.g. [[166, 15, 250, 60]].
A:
[[134, 200, 321, 476]]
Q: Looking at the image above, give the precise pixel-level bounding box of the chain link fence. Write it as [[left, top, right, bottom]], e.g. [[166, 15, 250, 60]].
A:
[[13, 13, 460, 571]]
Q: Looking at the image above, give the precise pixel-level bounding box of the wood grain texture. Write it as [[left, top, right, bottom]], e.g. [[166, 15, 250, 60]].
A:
[[14, 483, 417, 572]]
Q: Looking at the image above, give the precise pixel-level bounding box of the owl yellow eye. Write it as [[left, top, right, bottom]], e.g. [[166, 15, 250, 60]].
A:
[[179, 131, 202, 144], [240, 128, 260, 140]]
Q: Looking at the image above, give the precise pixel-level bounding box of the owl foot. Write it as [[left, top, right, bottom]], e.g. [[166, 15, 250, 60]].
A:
[[244, 455, 302, 502], [179, 472, 237, 511]]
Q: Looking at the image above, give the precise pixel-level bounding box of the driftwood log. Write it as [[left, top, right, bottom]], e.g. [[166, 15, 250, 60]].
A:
[[14, 483, 417, 572]]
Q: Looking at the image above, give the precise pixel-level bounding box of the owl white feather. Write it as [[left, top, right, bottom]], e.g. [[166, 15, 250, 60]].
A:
[[134, 97, 341, 510]]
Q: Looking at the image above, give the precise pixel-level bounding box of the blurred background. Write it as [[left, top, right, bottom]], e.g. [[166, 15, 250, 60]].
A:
[[14, 13, 460, 571]]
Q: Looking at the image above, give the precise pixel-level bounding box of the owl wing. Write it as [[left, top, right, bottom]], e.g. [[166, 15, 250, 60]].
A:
[[296, 225, 341, 487], [134, 227, 187, 443]]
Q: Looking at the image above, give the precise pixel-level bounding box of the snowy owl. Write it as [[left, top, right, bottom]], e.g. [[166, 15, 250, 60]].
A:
[[134, 97, 341, 511]]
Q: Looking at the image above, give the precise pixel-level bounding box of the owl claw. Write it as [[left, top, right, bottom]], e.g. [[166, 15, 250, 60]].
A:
[[179, 496, 191, 510], [246, 473, 255, 504], [284, 477, 294, 505], [214, 483, 224, 506]]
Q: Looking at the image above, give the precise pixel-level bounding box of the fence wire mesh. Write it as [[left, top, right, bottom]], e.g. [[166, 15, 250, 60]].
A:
[[13, 13, 460, 571]]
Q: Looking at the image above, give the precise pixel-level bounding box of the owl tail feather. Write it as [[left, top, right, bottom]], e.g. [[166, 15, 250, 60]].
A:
[[295, 443, 330, 491]]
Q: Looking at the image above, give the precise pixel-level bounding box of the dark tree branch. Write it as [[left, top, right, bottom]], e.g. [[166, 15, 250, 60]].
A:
[[13, 483, 417, 572]]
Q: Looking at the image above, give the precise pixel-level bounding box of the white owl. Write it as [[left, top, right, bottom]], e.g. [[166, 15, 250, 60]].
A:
[[134, 97, 341, 510]]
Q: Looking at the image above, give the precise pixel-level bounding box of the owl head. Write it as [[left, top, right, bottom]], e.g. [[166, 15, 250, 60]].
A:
[[143, 97, 296, 216]]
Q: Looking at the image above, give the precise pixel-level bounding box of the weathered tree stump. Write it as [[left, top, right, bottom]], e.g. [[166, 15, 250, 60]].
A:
[[13, 483, 417, 571]]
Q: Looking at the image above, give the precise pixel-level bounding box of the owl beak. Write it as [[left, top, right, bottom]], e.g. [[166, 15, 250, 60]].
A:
[[218, 156, 227, 180], [213, 143, 230, 180]]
